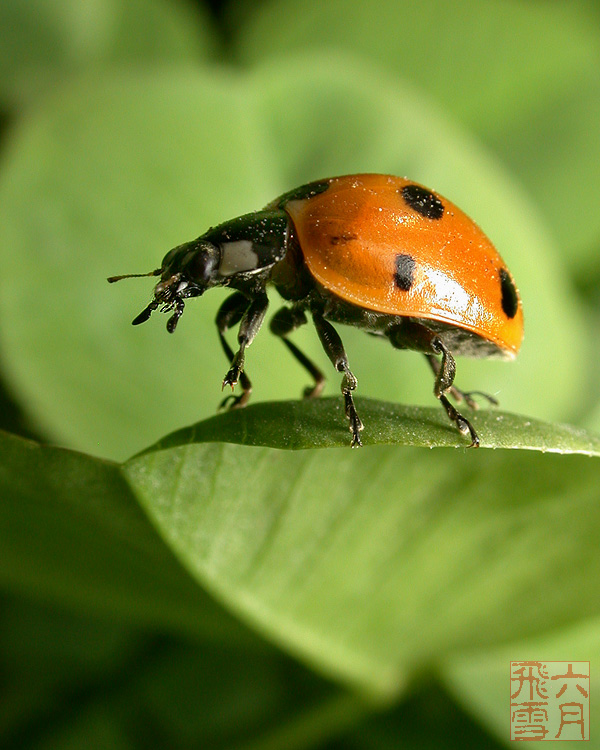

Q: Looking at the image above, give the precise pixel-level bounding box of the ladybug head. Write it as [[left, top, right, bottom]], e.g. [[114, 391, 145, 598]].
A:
[[107, 239, 220, 333]]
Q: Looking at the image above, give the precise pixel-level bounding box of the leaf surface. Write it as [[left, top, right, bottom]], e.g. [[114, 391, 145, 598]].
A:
[[122, 403, 600, 696]]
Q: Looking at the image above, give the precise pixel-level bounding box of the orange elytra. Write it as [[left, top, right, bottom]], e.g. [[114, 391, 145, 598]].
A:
[[282, 174, 523, 358]]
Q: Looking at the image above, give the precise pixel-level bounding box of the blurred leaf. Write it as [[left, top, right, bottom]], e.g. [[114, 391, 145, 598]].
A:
[[126, 641, 352, 750], [442, 617, 600, 747], [0, 60, 587, 461], [579, 304, 600, 429], [0, 595, 347, 750], [0, 596, 137, 743], [326, 683, 504, 750], [0, 429, 257, 645], [586, 401, 600, 437], [493, 70, 600, 272], [0, 0, 216, 109], [124, 416, 600, 697], [28, 706, 134, 750], [233, 0, 600, 264], [232, 0, 598, 141]]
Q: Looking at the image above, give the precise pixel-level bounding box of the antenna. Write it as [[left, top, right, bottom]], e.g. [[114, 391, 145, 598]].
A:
[[107, 269, 161, 283]]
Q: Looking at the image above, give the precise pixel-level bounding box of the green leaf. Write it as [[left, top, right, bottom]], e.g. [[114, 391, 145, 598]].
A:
[[123, 406, 600, 697], [0, 429, 256, 645], [2, 393, 600, 726], [0, 61, 587, 461], [0, 0, 216, 109], [146, 398, 600, 454]]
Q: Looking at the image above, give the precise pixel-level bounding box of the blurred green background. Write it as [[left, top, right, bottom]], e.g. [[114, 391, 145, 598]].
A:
[[0, 0, 599, 748]]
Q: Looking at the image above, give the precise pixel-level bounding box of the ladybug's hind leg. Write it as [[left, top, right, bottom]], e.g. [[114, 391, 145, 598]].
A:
[[424, 355, 499, 410], [429, 338, 479, 447], [389, 322, 478, 446], [270, 306, 325, 399], [312, 312, 363, 447]]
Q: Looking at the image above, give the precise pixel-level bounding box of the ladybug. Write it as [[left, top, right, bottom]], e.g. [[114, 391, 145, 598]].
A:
[[108, 174, 523, 447]]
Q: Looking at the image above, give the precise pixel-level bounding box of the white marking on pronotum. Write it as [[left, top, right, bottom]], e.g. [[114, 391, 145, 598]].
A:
[[218, 240, 260, 276]]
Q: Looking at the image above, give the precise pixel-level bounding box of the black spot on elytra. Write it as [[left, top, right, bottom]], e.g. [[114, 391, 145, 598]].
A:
[[394, 254, 416, 291], [499, 268, 518, 319], [401, 184, 444, 220], [330, 233, 357, 245]]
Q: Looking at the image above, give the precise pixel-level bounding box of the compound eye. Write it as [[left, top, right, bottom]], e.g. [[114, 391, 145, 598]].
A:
[[161, 246, 182, 270], [185, 246, 219, 283]]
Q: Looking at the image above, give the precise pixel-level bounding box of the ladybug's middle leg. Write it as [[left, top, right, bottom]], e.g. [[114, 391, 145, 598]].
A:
[[270, 306, 325, 399], [312, 312, 363, 447]]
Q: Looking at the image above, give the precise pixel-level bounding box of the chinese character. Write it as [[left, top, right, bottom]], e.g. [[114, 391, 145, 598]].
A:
[[552, 663, 590, 699], [511, 701, 549, 740], [511, 661, 549, 701], [555, 702, 586, 739]]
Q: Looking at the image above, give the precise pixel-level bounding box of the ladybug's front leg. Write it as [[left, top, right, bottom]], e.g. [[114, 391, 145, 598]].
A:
[[222, 293, 269, 407], [216, 292, 268, 409], [312, 312, 363, 447]]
